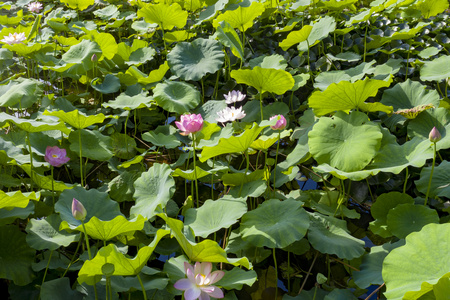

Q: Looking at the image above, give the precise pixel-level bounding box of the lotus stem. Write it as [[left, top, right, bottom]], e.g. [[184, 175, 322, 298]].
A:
[[192, 135, 199, 207], [137, 274, 148, 300], [424, 142, 437, 206], [79, 130, 84, 187], [272, 132, 281, 197], [81, 221, 98, 300], [51, 166, 55, 206], [273, 248, 278, 300]]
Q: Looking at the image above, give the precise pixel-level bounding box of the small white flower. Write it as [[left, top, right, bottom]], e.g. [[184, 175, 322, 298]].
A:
[[1, 32, 26, 45], [216, 106, 246, 123], [28, 2, 43, 13], [223, 90, 246, 104]]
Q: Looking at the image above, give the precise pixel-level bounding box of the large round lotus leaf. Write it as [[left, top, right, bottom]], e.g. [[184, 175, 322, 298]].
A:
[[307, 213, 365, 260], [103, 92, 153, 110], [353, 240, 405, 289], [0, 78, 43, 109], [212, 1, 265, 32], [41, 278, 83, 300], [153, 81, 200, 114], [111, 132, 137, 160], [0, 112, 70, 134], [408, 108, 450, 151], [240, 199, 309, 248], [91, 74, 121, 94], [0, 225, 35, 285], [185, 197, 247, 238], [137, 2, 188, 30], [218, 267, 257, 290], [415, 160, 450, 199], [130, 163, 175, 220], [55, 186, 122, 229], [0, 202, 34, 226], [44, 109, 106, 129], [68, 129, 113, 161], [386, 203, 439, 239], [231, 66, 295, 95], [380, 79, 440, 127], [383, 223, 450, 300], [420, 55, 450, 81], [167, 38, 224, 81], [308, 111, 383, 172], [25, 214, 80, 251], [62, 39, 101, 69]]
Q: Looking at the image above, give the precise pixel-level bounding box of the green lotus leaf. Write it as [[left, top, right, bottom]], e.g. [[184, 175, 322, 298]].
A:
[[142, 125, 181, 149], [117, 39, 147, 61], [308, 78, 393, 116], [172, 167, 210, 181], [20, 165, 74, 192], [219, 268, 257, 290], [383, 223, 450, 300], [408, 108, 450, 151], [78, 229, 169, 285], [415, 0, 449, 18], [222, 170, 265, 186], [249, 54, 288, 70], [353, 240, 405, 289], [240, 199, 309, 248], [298, 16, 336, 51], [415, 160, 450, 199], [137, 2, 188, 30], [213, 2, 265, 32], [228, 180, 267, 199], [366, 22, 430, 51], [61, 215, 145, 241], [231, 66, 295, 95], [103, 92, 153, 110], [44, 110, 105, 129], [215, 21, 244, 60], [226, 230, 271, 263], [109, 272, 168, 292], [0, 202, 34, 226], [158, 214, 250, 268], [307, 213, 365, 260], [125, 47, 155, 66], [25, 214, 79, 251], [0, 78, 43, 108], [0, 190, 39, 210], [185, 197, 247, 238], [167, 38, 224, 81], [137, 62, 170, 85], [0, 225, 36, 285], [130, 163, 175, 220], [69, 129, 113, 161], [308, 111, 382, 172], [108, 171, 139, 203], [55, 187, 122, 229], [91, 74, 121, 94], [93, 4, 119, 19], [60, 0, 95, 10], [153, 81, 201, 114], [420, 55, 450, 81], [0, 112, 70, 134], [386, 203, 439, 239], [111, 132, 137, 160], [3, 43, 53, 57], [380, 79, 440, 127], [371, 192, 415, 223], [326, 52, 361, 62], [304, 190, 360, 219], [418, 47, 440, 59], [433, 276, 450, 299], [200, 123, 265, 162], [61, 39, 101, 70], [40, 278, 83, 300], [279, 25, 313, 51], [250, 130, 291, 151]]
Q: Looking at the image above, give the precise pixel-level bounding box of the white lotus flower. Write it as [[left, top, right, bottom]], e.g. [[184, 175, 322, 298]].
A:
[[1, 32, 26, 45], [223, 90, 246, 104], [28, 2, 43, 13], [216, 106, 246, 123]]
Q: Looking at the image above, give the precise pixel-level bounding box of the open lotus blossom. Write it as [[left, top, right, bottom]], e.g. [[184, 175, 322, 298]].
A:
[[1, 32, 26, 45], [429, 126, 441, 143], [72, 198, 87, 221], [44, 146, 70, 167], [269, 114, 287, 130], [28, 2, 43, 13], [216, 106, 246, 123], [223, 90, 246, 104], [175, 114, 204, 136], [174, 262, 225, 300]]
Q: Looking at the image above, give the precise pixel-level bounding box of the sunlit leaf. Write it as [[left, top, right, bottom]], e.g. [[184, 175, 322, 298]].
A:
[[103, 92, 153, 110], [153, 81, 201, 114], [137, 2, 188, 30], [0, 190, 39, 210], [213, 2, 265, 32], [420, 55, 450, 81], [415, 0, 449, 18], [298, 16, 336, 51], [44, 110, 106, 129], [0, 78, 43, 108], [60, 0, 95, 10], [279, 25, 312, 51], [0, 112, 70, 134], [231, 66, 295, 95], [215, 21, 244, 60]]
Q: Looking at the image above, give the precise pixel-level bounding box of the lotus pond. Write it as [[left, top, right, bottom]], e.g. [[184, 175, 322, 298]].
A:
[[1, 0, 450, 299]]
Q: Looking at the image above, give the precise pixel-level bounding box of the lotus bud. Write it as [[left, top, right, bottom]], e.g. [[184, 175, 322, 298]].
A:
[[429, 126, 441, 143], [91, 54, 97, 62], [72, 198, 87, 221]]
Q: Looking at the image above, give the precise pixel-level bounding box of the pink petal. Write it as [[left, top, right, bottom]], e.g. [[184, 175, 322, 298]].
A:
[[174, 278, 195, 291], [187, 266, 196, 283], [209, 270, 225, 284], [175, 121, 185, 132], [199, 291, 211, 300], [201, 286, 224, 298], [201, 262, 212, 276], [184, 286, 202, 300]]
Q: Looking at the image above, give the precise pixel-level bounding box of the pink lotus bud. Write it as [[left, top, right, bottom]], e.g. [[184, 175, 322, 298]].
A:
[[72, 198, 87, 221], [175, 114, 204, 136], [269, 115, 287, 130], [91, 54, 97, 62], [429, 126, 441, 143], [44, 146, 70, 167]]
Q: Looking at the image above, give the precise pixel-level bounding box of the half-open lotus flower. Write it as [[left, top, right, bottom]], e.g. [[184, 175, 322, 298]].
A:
[[1, 32, 26, 45], [269, 114, 287, 130], [174, 262, 225, 300], [175, 114, 204, 136], [28, 2, 43, 13], [216, 106, 246, 123], [223, 90, 246, 104], [44, 146, 70, 167]]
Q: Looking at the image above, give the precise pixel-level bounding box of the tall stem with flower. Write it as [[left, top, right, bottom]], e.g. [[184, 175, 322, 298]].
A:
[[44, 146, 70, 205], [425, 126, 441, 206], [269, 115, 287, 197]]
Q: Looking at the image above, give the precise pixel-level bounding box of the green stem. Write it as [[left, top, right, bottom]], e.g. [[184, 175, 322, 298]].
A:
[[51, 166, 55, 206], [272, 132, 281, 197], [365, 178, 374, 203], [79, 130, 84, 187], [287, 250, 291, 294], [26, 132, 34, 178], [260, 91, 264, 121], [424, 142, 437, 206], [81, 221, 98, 300], [137, 274, 148, 300], [192, 136, 199, 207], [273, 248, 278, 300], [403, 167, 408, 194], [41, 250, 53, 287], [363, 22, 369, 62], [239, 150, 250, 197]]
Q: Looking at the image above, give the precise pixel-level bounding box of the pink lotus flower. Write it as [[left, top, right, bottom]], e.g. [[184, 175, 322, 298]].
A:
[[269, 115, 287, 130], [223, 90, 246, 104], [28, 2, 43, 13], [44, 146, 70, 167], [72, 198, 87, 221], [175, 114, 204, 136], [174, 262, 225, 300], [429, 126, 441, 143], [1, 32, 26, 45]]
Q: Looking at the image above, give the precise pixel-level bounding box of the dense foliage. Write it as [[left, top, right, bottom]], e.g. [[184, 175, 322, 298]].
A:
[[0, 0, 449, 299]]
